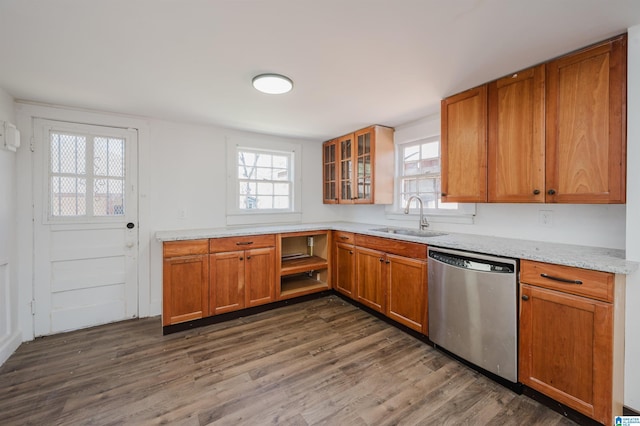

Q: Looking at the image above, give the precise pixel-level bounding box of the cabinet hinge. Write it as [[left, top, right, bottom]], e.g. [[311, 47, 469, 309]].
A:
[[30, 137, 35, 152], [30, 299, 36, 315]]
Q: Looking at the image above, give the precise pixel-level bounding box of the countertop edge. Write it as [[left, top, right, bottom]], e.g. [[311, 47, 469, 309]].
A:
[[155, 222, 639, 275]]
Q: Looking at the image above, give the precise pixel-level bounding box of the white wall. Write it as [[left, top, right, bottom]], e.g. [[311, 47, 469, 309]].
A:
[[625, 24, 640, 412], [0, 87, 21, 366]]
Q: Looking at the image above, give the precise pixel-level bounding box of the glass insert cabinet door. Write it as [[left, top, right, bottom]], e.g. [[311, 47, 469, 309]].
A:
[[356, 130, 372, 202], [322, 140, 338, 203], [338, 134, 354, 202]]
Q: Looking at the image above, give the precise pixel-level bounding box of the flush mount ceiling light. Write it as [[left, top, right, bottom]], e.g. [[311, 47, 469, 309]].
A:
[[252, 73, 293, 94]]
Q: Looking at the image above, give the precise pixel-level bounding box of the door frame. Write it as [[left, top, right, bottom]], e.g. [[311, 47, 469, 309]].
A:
[[15, 103, 151, 341]]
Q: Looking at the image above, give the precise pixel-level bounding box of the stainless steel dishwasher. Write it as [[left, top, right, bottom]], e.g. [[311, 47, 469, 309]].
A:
[[428, 247, 518, 383]]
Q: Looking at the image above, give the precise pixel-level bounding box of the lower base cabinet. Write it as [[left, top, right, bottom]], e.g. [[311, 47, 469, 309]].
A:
[[162, 240, 210, 326], [519, 260, 624, 424], [353, 234, 428, 334]]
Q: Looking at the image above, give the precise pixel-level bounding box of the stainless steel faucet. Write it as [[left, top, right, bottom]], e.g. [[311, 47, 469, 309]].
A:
[[404, 195, 429, 230]]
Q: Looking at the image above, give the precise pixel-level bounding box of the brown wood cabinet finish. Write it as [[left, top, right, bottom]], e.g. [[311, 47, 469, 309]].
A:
[[442, 34, 627, 205], [322, 125, 394, 205], [322, 139, 338, 204], [519, 284, 613, 423], [441, 85, 488, 203], [386, 253, 427, 333], [519, 259, 623, 424], [545, 35, 627, 204], [353, 234, 428, 333], [488, 65, 545, 202], [334, 241, 355, 297], [210, 246, 276, 315], [355, 246, 386, 313], [162, 239, 210, 326]]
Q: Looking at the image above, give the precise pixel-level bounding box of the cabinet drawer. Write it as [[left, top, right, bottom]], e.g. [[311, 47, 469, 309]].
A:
[[163, 239, 209, 258], [354, 234, 427, 259], [334, 231, 355, 245], [209, 234, 276, 253], [520, 260, 613, 302]]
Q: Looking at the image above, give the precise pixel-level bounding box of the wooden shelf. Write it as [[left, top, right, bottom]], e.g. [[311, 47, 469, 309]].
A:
[[280, 274, 329, 299], [280, 255, 328, 276]]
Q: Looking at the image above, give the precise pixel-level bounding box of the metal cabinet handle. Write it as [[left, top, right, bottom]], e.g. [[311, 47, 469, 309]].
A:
[[441, 192, 447, 197], [349, 251, 353, 255], [522, 295, 529, 301], [540, 273, 582, 285], [547, 189, 556, 195], [236, 241, 254, 246], [239, 257, 244, 261], [533, 189, 540, 195], [340, 236, 349, 240], [379, 258, 384, 262]]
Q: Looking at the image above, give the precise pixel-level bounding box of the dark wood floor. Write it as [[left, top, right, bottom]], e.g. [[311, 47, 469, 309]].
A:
[[0, 296, 576, 425]]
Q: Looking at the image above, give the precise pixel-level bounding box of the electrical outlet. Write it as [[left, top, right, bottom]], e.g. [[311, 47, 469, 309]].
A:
[[178, 208, 188, 219], [539, 210, 553, 227]]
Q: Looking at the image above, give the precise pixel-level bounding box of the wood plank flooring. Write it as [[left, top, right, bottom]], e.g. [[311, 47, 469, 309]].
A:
[[0, 296, 576, 425]]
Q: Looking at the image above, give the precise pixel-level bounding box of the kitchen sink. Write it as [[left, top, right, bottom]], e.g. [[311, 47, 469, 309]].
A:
[[370, 227, 448, 238]]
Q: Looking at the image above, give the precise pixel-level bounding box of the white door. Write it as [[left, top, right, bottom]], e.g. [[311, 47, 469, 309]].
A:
[[33, 119, 138, 336]]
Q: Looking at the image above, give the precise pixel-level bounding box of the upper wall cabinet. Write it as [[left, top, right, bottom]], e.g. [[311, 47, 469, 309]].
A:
[[545, 35, 627, 204], [488, 65, 546, 203], [322, 125, 394, 204], [441, 34, 627, 204], [441, 86, 488, 203]]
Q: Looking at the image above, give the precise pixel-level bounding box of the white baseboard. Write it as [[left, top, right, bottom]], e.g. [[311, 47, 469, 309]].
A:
[[0, 330, 22, 367]]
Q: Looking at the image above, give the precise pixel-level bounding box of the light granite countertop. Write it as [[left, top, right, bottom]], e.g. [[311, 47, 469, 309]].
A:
[[155, 221, 638, 275]]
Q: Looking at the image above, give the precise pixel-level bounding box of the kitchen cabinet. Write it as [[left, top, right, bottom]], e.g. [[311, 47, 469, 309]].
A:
[[442, 34, 626, 204], [488, 65, 545, 202], [355, 246, 386, 312], [440, 85, 488, 203], [322, 139, 338, 204], [209, 234, 276, 314], [354, 234, 428, 333], [162, 239, 210, 326], [333, 231, 355, 297], [322, 125, 394, 205], [278, 231, 330, 300], [519, 260, 624, 424], [545, 34, 626, 203]]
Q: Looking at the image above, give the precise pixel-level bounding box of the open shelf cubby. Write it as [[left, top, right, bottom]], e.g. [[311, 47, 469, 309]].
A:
[[279, 231, 329, 298]]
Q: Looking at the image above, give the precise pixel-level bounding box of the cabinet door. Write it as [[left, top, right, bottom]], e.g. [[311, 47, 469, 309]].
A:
[[520, 284, 613, 423], [545, 35, 626, 204], [163, 254, 209, 326], [335, 242, 355, 297], [355, 246, 385, 312], [322, 139, 338, 204], [245, 247, 276, 307], [386, 254, 427, 333], [488, 65, 545, 202], [209, 251, 245, 315], [338, 133, 355, 203], [354, 128, 373, 203], [441, 85, 488, 202]]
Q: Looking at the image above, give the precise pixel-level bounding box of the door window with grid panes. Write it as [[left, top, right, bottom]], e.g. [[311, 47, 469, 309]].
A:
[[49, 131, 126, 218], [399, 138, 458, 211]]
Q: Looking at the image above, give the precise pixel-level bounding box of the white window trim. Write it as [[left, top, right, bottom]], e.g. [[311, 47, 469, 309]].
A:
[[226, 137, 302, 226], [385, 136, 476, 225]]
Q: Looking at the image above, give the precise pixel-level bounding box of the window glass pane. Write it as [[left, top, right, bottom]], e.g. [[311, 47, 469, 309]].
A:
[[274, 183, 289, 195], [421, 141, 439, 159], [257, 182, 273, 195], [273, 196, 289, 209], [256, 154, 271, 168], [94, 178, 125, 216], [273, 155, 288, 168]]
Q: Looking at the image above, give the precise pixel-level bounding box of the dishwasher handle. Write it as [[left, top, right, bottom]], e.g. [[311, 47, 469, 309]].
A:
[[429, 250, 515, 273]]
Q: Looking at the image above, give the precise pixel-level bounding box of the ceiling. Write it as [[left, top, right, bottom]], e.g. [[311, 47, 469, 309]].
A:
[[1, 0, 640, 141]]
